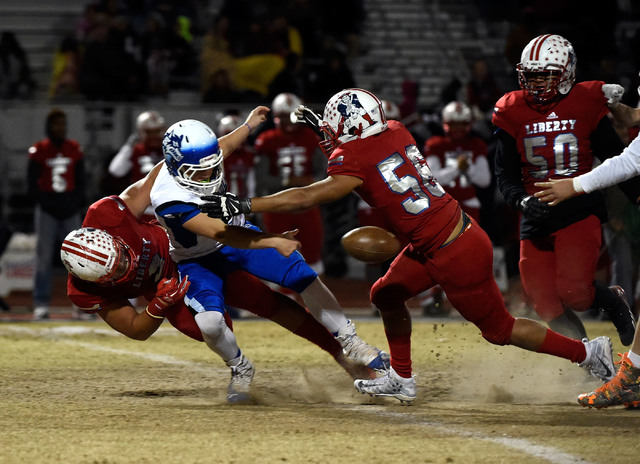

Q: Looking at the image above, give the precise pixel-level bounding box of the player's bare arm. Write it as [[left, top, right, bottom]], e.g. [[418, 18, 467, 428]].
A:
[[609, 102, 640, 129], [218, 106, 269, 157], [97, 298, 165, 341], [533, 178, 581, 205], [252, 175, 363, 213], [120, 162, 164, 218], [183, 213, 301, 257]]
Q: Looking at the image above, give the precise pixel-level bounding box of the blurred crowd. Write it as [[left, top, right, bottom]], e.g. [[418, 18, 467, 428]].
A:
[[3, 0, 640, 318]]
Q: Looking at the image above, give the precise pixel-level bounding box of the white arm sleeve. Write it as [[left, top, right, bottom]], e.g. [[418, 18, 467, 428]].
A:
[[578, 134, 640, 193], [466, 155, 491, 188], [108, 134, 137, 177], [426, 155, 458, 186]]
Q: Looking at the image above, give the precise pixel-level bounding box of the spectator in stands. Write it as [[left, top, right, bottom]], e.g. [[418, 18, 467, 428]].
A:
[[306, 48, 356, 104], [0, 31, 35, 99], [78, 18, 143, 101], [49, 35, 81, 100], [27, 109, 86, 320]]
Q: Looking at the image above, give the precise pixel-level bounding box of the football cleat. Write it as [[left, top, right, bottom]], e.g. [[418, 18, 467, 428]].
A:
[[226, 353, 255, 404], [335, 320, 390, 373], [601, 286, 636, 346], [579, 336, 615, 382], [578, 353, 640, 409], [354, 367, 416, 403]]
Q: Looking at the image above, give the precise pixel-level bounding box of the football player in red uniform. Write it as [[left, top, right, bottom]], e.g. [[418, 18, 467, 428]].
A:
[[199, 87, 620, 402], [253, 93, 326, 272], [492, 34, 637, 344], [425, 101, 491, 222], [109, 110, 167, 184], [28, 108, 85, 320], [421, 101, 492, 316]]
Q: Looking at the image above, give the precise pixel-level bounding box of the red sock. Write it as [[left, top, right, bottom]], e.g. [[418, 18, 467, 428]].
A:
[[537, 329, 586, 363], [386, 332, 412, 377], [294, 313, 342, 357]]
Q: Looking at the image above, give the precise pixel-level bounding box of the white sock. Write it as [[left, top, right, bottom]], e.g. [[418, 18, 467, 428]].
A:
[[627, 350, 640, 368], [195, 311, 240, 361], [300, 278, 348, 334]]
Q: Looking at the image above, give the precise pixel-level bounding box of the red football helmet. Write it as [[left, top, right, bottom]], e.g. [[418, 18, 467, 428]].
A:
[[517, 34, 576, 109]]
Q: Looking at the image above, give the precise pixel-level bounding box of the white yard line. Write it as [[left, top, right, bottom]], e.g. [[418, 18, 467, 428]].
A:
[[4, 324, 595, 464], [344, 408, 595, 464]]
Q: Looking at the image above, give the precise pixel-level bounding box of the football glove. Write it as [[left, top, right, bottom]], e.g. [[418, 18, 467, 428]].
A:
[[602, 84, 624, 108], [518, 195, 550, 222], [146, 275, 190, 318], [294, 105, 324, 137], [199, 192, 252, 222]]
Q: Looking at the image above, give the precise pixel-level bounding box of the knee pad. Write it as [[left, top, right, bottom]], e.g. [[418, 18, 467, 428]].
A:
[[370, 279, 410, 312], [194, 311, 227, 340]]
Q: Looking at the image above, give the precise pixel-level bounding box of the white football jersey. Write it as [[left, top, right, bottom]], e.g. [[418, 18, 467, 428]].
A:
[[150, 164, 245, 262]]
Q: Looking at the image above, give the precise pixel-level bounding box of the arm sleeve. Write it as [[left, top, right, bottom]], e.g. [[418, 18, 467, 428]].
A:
[[467, 155, 492, 188], [426, 155, 459, 185], [494, 129, 526, 208], [579, 134, 640, 197], [108, 134, 136, 178]]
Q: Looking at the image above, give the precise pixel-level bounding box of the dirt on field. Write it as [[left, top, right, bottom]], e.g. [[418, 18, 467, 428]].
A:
[[1, 319, 639, 464]]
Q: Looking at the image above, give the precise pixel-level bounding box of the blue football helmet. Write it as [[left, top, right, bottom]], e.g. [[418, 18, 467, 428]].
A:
[[162, 119, 225, 195]]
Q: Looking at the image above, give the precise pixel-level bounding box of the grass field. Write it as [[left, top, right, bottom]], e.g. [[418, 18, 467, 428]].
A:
[[1, 317, 639, 464]]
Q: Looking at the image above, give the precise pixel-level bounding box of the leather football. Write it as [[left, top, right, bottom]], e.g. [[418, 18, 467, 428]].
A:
[[341, 226, 401, 264]]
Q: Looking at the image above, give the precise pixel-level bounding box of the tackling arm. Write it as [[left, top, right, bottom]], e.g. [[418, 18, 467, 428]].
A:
[[119, 162, 163, 218], [183, 213, 301, 257], [251, 175, 362, 213], [97, 299, 165, 341]]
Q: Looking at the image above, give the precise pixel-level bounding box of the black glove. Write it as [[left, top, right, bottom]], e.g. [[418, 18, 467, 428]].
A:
[[518, 195, 549, 221], [199, 193, 252, 222], [294, 105, 323, 137]]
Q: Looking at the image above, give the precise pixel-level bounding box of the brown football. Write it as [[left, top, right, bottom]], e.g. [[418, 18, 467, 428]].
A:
[[341, 226, 401, 264]]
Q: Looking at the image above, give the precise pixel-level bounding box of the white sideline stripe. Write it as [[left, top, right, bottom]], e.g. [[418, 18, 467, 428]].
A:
[[347, 408, 594, 464], [1, 325, 218, 373], [4, 325, 593, 463]]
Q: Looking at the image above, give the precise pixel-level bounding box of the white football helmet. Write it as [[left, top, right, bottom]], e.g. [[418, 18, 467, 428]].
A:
[[320, 88, 387, 156], [136, 110, 166, 132], [517, 34, 576, 108], [441, 101, 472, 140], [162, 119, 225, 195], [60, 228, 136, 285], [217, 114, 241, 136], [381, 100, 400, 120], [272, 92, 302, 129]]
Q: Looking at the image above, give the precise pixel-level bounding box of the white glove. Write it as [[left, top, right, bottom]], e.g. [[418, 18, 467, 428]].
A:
[[602, 84, 624, 108]]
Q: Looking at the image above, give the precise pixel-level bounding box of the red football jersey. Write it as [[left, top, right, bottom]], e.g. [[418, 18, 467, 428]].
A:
[[254, 126, 320, 183], [492, 80, 609, 194], [327, 120, 460, 252], [223, 146, 256, 198], [423, 135, 488, 202], [67, 196, 175, 311], [28, 139, 83, 192], [129, 143, 164, 183]]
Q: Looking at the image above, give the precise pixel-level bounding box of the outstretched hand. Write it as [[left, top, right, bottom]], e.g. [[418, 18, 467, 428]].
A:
[[294, 105, 324, 137], [533, 178, 579, 206], [273, 229, 301, 257], [200, 192, 252, 222], [245, 106, 270, 131]]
